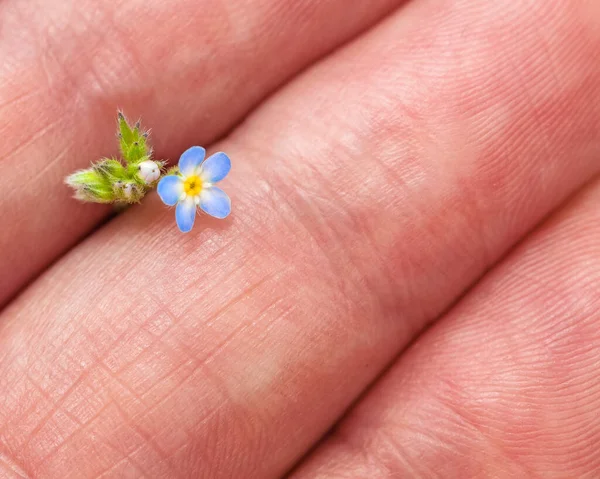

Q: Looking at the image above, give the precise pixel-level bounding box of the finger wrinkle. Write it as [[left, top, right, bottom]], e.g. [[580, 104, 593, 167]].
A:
[[292, 180, 600, 477], [3, 0, 600, 476], [0, 451, 31, 479]]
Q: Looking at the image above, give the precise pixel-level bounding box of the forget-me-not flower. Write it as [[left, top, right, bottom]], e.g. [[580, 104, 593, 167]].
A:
[[157, 146, 231, 232]]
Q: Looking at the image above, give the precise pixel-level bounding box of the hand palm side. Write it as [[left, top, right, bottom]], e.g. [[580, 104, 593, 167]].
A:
[[0, 0, 599, 478]]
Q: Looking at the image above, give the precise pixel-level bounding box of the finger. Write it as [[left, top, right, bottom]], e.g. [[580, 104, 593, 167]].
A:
[[290, 177, 600, 479], [0, 0, 402, 307], [2, 0, 600, 477]]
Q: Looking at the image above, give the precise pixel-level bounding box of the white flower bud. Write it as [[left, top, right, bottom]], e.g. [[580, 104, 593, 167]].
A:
[[138, 160, 161, 184]]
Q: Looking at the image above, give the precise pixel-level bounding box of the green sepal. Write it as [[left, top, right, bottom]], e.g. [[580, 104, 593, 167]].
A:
[[117, 111, 151, 165], [93, 158, 126, 180], [66, 157, 148, 204], [65, 166, 115, 203]]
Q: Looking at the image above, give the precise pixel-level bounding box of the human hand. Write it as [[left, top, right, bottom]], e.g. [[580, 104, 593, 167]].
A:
[[1, 0, 599, 477]]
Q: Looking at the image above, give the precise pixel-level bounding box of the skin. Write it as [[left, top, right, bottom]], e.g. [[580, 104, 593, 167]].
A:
[[0, 0, 599, 477]]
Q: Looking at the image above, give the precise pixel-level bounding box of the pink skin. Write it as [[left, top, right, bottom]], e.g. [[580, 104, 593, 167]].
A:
[[291, 180, 600, 479], [0, 0, 600, 477]]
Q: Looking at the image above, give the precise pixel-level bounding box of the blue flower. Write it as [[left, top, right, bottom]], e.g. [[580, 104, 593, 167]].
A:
[[157, 146, 231, 232]]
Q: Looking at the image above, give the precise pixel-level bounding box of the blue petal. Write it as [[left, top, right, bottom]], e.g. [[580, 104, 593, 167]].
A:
[[175, 198, 197, 233], [199, 152, 231, 183], [157, 175, 183, 206], [199, 186, 231, 219], [178, 146, 206, 176]]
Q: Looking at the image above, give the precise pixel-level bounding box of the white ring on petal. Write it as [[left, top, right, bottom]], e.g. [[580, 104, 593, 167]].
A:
[[178, 146, 206, 176]]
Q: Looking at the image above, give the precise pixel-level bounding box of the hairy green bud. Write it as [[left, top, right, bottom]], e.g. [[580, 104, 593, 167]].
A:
[[65, 112, 165, 204], [118, 111, 152, 165]]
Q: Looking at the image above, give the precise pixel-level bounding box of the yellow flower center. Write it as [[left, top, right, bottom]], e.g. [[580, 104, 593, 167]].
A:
[[183, 175, 203, 196]]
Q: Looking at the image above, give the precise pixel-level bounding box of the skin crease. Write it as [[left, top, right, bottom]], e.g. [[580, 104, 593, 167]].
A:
[[290, 179, 600, 479], [0, 0, 599, 478]]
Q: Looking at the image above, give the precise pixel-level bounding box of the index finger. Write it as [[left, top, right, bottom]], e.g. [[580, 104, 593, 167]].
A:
[[0, 0, 402, 306]]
